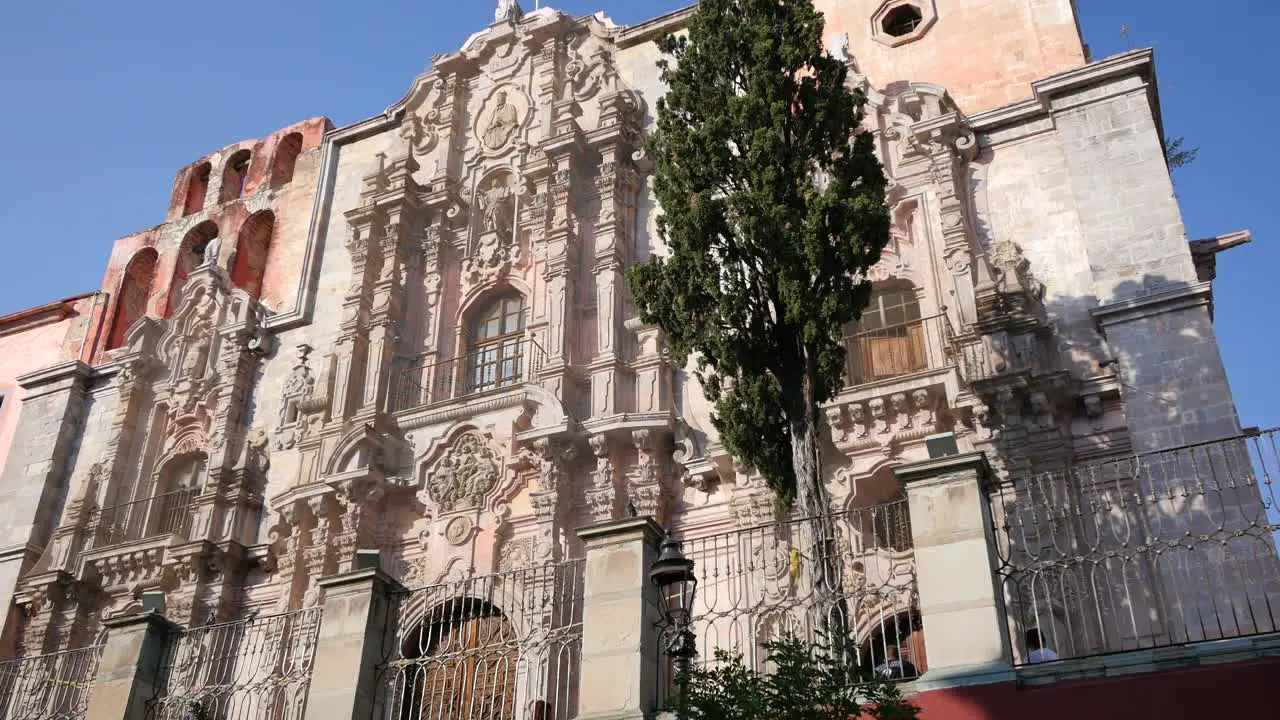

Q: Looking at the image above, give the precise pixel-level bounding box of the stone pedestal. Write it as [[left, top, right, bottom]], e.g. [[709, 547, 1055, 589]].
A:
[[85, 612, 179, 720], [576, 517, 665, 720], [894, 452, 1014, 689], [303, 567, 404, 720]]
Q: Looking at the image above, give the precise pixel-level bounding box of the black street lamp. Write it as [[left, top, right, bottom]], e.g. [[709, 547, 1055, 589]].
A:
[[649, 535, 698, 710]]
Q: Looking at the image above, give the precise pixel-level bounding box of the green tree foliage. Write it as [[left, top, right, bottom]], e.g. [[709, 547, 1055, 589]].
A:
[[627, 0, 891, 516], [1164, 135, 1199, 171], [670, 638, 920, 720]]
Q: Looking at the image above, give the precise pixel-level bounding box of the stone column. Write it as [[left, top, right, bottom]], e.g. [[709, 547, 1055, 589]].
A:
[[85, 612, 179, 720], [576, 517, 664, 720], [894, 453, 1013, 689], [303, 567, 404, 720]]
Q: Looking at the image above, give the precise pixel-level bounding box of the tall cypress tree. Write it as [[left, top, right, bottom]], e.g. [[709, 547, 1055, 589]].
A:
[[629, 0, 891, 521]]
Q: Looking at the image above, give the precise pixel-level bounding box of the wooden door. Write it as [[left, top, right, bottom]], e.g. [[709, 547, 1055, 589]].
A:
[[418, 613, 518, 720]]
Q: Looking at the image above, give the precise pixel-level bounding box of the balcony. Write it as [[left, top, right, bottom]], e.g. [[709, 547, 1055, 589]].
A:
[[393, 337, 547, 412], [89, 487, 197, 549], [841, 314, 953, 388]]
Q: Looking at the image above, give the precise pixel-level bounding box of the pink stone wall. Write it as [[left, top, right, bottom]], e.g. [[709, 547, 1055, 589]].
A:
[[0, 295, 101, 479], [815, 0, 1085, 114]]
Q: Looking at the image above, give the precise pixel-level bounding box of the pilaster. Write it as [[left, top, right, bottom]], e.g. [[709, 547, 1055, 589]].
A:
[[84, 612, 180, 720], [894, 452, 1014, 689], [575, 517, 665, 720], [304, 567, 404, 720]]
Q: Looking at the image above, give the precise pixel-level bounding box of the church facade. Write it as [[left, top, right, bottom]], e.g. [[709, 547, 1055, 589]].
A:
[[2, 2, 1277, 719]]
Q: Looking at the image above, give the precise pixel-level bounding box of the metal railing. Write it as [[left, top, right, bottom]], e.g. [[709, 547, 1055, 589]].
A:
[[377, 560, 585, 720], [658, 498, 921, 704], [0, 644, 104, 720], [990, 428, 1280, 666], [392, 337, 547, 412], [147, 607, 324, 720], [91, 487, 198, 548], [841, 315, 952, 388]]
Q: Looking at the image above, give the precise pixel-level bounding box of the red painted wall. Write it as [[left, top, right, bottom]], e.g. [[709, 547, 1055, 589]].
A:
[[912, 657, 1280, 720]]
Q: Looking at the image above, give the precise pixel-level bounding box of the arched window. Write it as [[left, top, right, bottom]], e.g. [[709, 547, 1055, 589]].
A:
[[183, 162, 211, 216], [220, 149, 252, 203], [230, 210, 274, 302], [844, 285, 925, 383], [271, 132, 303, 186], [465, 294, 527, 394], [154, 455, 203, 539], [107, 248, 159, 350], [859, 286, 922, 331], [394, 600, 518, 720], [168, 221, 218, 316]]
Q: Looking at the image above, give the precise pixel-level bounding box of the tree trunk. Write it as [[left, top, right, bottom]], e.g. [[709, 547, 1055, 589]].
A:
[[786, 348, 849, 650]]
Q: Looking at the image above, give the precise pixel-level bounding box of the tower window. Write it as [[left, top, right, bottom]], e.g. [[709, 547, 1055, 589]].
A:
[[220, 150, 252, 203], [882, 5, 923, 38], [183, 162, 211, 216]]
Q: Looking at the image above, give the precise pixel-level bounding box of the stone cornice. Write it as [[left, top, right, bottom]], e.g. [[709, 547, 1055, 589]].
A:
[[969, 49, 1160, 148], [893, 451, 991, 489], [396, 388, 529, 432], [616, 5, 694, 48], [1090, 281, 1212, 327], [0, 293, 92, 338], [15, 360, 92, 398]]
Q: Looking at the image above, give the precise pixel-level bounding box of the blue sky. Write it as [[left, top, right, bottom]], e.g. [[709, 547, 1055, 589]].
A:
[[1, 0, 1276, 428]]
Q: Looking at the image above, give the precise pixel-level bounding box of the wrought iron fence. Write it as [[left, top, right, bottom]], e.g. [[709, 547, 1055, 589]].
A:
[[147, 607, 324, 720], [0, 644, 104, 720], [841, 314, 952, 387], [90, 487, 198, 548], [991, 428, 1280, 666], [392, 338, 547, 412], [377, 559, 585, 720], [657, 498, 921, 705]]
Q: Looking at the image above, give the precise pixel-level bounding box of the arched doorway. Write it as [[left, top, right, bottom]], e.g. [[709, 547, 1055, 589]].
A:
[[396, 600, 518, 720]]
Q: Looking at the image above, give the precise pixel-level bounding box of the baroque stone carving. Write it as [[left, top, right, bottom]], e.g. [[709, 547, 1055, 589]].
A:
[[424, 432, 502, 511], [479, 90, 520, 151], [275, 344, 316, 450]]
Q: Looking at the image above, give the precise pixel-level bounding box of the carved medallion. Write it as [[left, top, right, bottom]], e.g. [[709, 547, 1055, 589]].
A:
[[425, 432, 502, 511], [476, 87, 526, 152]]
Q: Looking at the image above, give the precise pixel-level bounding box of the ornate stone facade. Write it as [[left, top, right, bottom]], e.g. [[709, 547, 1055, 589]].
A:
[[0, 1, 1258, 664]]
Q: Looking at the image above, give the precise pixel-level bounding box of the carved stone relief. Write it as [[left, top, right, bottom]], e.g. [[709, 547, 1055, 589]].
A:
[[423, 432, 502, 512], [476, 87, 527, 153]]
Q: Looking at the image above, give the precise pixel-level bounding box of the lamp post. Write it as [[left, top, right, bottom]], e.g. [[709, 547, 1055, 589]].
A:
[[649, 535, 698, 713]]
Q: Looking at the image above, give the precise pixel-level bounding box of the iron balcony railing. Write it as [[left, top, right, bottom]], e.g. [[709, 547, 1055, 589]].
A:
[[147, 606, 324, 720], [378, 559, 585, 720], [990, 428, 1280, 666], [392, 337, 547, 412], [841, 314, 952, 388], [656, 498, 922, 706], [0, 644, 105, 720], [89, 487, 198, 548]]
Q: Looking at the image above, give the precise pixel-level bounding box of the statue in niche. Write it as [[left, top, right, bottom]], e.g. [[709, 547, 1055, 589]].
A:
[[466, 174, 521, 285], [481, 91, 519, 151], [201, 237, 221, 268], [478, 175, 515, 237]]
